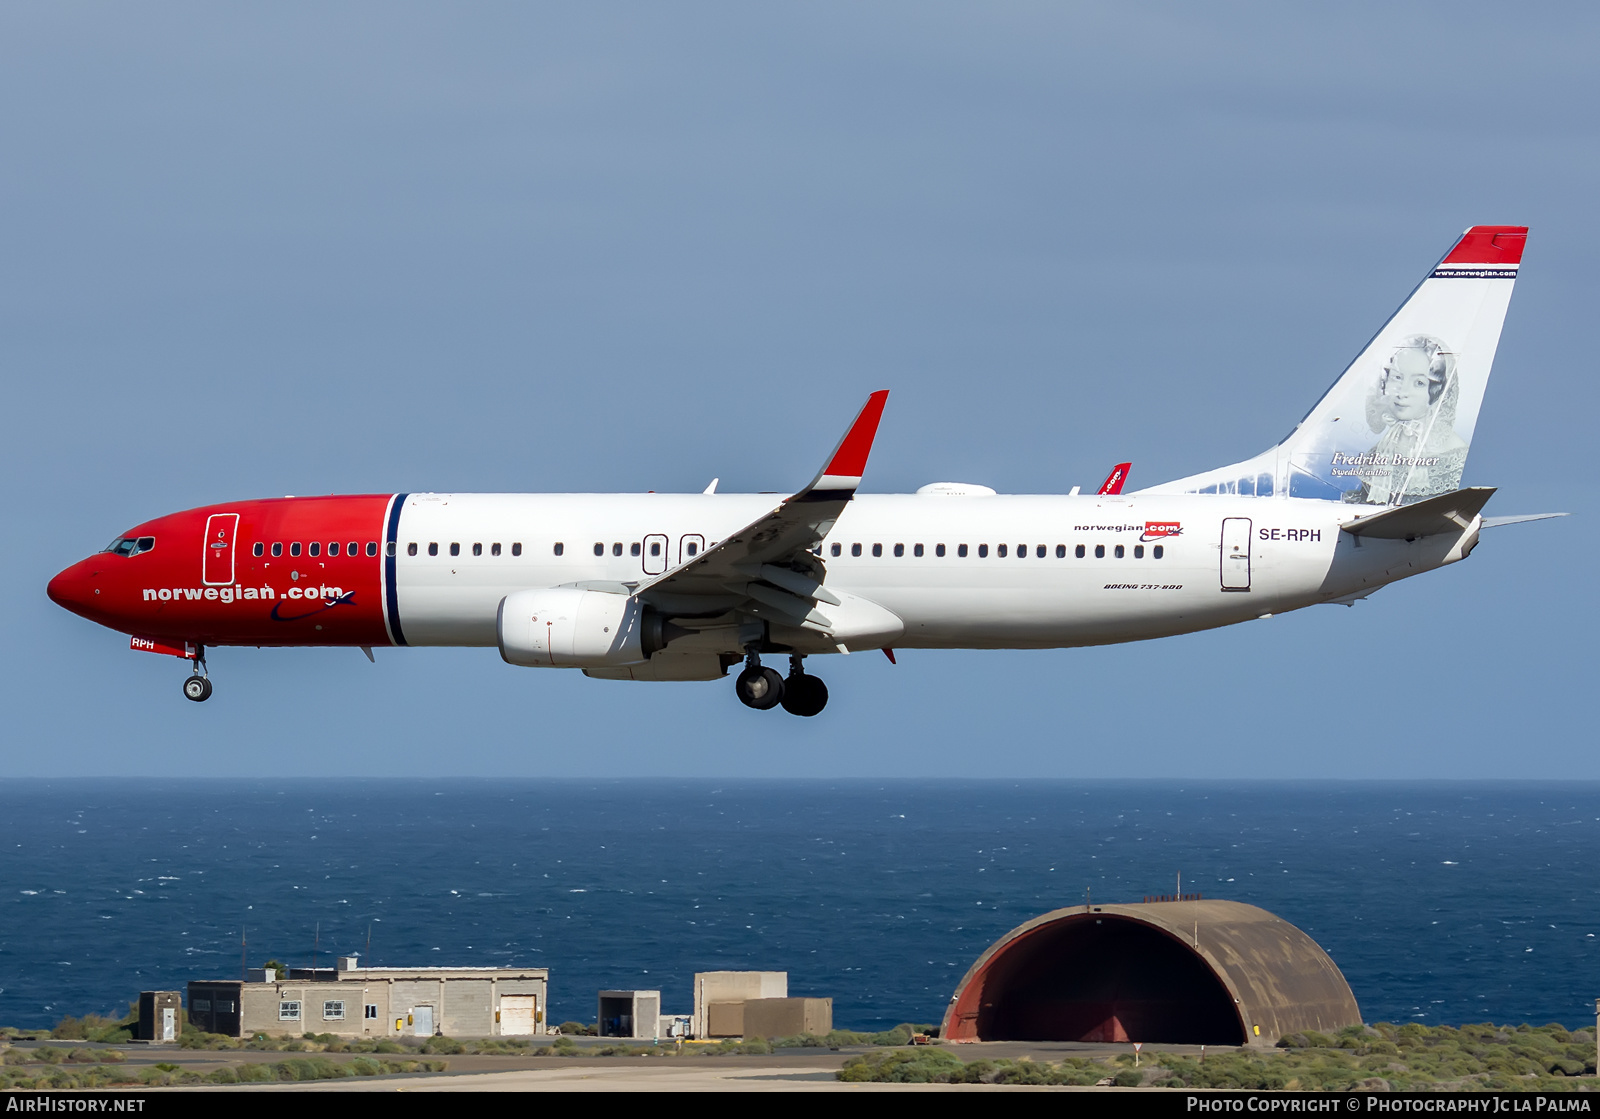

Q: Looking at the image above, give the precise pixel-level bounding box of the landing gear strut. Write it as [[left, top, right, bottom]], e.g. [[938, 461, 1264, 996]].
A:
[[182, 646, 212, 703], [780, 654, 828, 717], [734, 649, 785, 711]]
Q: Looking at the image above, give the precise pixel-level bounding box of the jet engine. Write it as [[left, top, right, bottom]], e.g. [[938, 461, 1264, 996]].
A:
[[497, 588, 664, 668]]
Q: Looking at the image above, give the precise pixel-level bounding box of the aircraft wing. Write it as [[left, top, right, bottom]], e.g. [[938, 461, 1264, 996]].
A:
[[634, 391, 889, 630]]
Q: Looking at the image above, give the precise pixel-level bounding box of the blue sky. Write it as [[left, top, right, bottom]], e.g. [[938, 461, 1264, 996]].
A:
[[3, 2, 1594, 777]]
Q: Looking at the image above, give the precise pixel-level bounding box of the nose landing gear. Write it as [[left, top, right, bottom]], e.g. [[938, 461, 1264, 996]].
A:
[[182, 646, 212, 702]]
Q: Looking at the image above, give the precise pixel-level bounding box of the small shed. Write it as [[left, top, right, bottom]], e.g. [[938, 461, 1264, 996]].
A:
[[598, 990, 661, 1039], [137, 991, 182, 1042]]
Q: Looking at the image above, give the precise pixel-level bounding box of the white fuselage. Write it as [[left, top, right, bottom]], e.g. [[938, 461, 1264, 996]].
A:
[[391, 491, 1458, 650]]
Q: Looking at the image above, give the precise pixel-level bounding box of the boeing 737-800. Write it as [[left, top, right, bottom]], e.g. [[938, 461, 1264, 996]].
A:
[[48, 225, 1559, 715]]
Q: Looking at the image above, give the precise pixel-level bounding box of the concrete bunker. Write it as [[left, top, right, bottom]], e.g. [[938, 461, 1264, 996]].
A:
[[942, 899, 1361, 1047]]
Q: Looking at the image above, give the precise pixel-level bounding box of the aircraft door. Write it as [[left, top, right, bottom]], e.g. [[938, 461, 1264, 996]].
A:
[[642, 533, 669, 576], [679, 534, 705, 565], [1220, 517, 1252, 591], [203, 513, 240, 585]]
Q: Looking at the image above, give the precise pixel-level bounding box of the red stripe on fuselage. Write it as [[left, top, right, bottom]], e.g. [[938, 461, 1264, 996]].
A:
[[48, 495, 393, 647]]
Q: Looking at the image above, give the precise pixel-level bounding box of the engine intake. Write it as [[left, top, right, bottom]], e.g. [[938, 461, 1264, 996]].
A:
[[497, 588, 653, 668]]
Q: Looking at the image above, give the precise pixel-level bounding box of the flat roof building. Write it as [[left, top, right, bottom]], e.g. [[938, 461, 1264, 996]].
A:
[[189, 955, 548, 1040]]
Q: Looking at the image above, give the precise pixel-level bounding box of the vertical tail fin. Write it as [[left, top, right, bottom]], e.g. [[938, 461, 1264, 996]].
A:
[[1144, 226, 1526, 505]]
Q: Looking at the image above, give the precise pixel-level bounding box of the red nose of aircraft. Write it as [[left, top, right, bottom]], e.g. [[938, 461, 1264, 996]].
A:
[[47, 557, 104, 621]]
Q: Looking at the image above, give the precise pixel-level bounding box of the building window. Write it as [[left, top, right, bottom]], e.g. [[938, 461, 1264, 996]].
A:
[[472, 543, 483, 557], [1076, 544, 1086, 558], [309, 542, 320, 557], [369, 542, 379, 557], [851, 543, 862, 557], [831, 543, 841, 557], [279, 1001, 301, 1021], [252, 542, 263, 557], [1115, 545, 1125, 558], [272, 543, 282, 557], [365, 1004, 378, 1020], [1134, 545, 1145, 558], [491, 543, 501, 556], [1154, 545, 1165, 559], [958, 544, 968, 557], [323, 1000, 345, 1021], [935, 544, 945, 557], [192, 998, 211, 1012], [1095, 544, 1105, 558], [216, 1000, 234, 1013], [450, 543, 460, 557]]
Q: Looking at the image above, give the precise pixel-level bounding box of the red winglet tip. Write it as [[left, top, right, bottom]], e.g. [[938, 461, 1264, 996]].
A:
[[882, 647, 896, 664], [1097, 463, 1132, 496], [823, 390, 890, 479], [1440, 225, 1528, 266]]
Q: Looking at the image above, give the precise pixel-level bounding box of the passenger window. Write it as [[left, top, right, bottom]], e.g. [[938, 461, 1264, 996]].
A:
[[553, 543, 563, 556], [1115, 545, 1125, 558], [1154, 545, 1164, 559], [1036, 545, 1046, 558], [368, 542, 379, 556], [290, 543, 301, 557], [428, 543, 439, 557], [253, 542, 264, 557], [449, 543, 460, 557], [309, 542, 320, 557], [892, 543, 903, 557], [329, 542, 340, 557], [631, 542, 641, 557], [997, 544, 1007, 557], [385, 542, 394, 557], [1056, 545, 1066, 558], [851, 543, 862, 557], [468, 543, 479, 556], [958, 544, 968, 557], [872, 544, 883, 557], [1095, 544, 1105, 558], [913, 544, 923, 557], [1075, 544, 1085, 558], [1135, 545, 1145, 558], [512, 543, 522, 556], [979, 544, 989, 557], [831, 543, 841, 557], [686, 542, 698, 556], [272, 543, 282, 557], [350, 541, 360, 555], [594, 543, 604, 556], [650, 541, 661, 556], [491, 543, 501, 556], [1017, 545, 1026, 558], [612, 543, 623, 556], [407, 543, 417, 556], [935, 544, 946, 557]]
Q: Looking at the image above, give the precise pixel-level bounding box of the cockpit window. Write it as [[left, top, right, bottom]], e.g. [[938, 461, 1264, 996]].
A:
[[106, 536, 156, 557]]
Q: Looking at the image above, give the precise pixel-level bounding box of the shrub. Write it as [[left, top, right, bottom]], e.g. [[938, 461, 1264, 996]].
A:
[[422, 1036, 465, 1055], [1113, 1067, 1145, 1087]]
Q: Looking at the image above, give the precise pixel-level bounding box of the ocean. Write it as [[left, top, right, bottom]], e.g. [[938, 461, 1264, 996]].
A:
[[1, 780, 1596, 1032]]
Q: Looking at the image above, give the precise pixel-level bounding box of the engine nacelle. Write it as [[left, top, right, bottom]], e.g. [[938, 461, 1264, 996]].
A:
[[497, 588, 651, 668]]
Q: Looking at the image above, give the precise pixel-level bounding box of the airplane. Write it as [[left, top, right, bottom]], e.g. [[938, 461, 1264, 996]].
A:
[[48, 224, 1561, 716]]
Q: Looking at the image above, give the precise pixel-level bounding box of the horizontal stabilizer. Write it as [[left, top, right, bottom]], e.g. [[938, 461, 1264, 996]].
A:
[[1481, 512, 1568, 529], [1340, 487, 1495, 540]]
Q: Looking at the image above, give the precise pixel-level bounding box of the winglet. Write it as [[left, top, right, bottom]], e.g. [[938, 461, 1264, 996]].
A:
[[806, 390, 889, 494], [1097, 463, 1132, 495]]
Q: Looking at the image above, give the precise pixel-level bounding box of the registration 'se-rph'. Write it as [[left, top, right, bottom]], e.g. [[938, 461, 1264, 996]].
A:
[[49, 225, 1562, 714]]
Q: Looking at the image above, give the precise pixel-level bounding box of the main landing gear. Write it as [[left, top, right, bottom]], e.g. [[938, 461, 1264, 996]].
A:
[[735, 652, 828, 716], [182, 646, 212, 703]]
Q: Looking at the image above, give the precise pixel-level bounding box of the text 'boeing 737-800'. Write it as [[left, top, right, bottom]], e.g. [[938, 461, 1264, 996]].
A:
[[48, 225, 1562, 715]]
